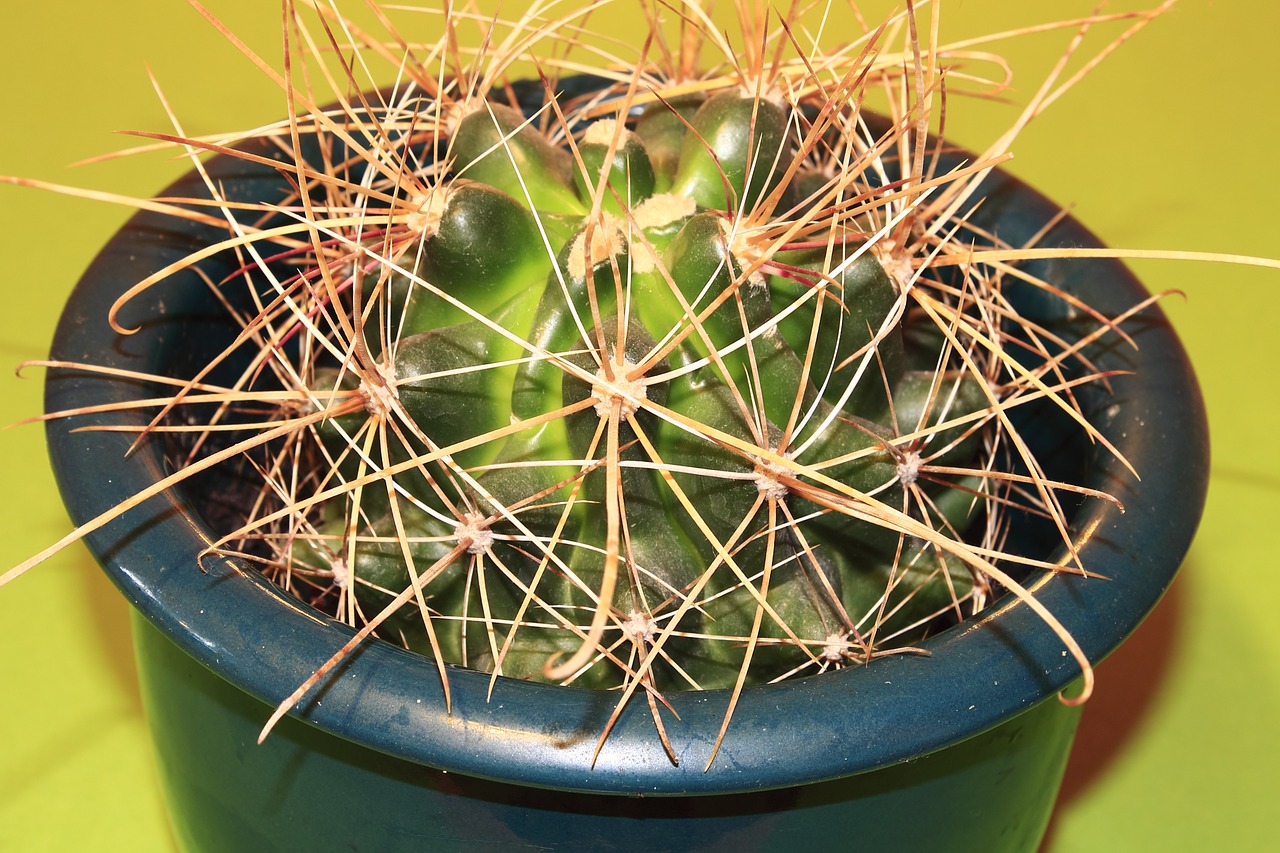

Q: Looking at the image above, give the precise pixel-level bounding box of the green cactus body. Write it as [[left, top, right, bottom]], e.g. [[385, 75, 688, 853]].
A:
[[669, 90, 792, 213], [634, 94, 706, 193], [574, 120, 657, 214], [307, 80, 992, 691], [450, 103, 584, 217], [768, 242, 905, 417], [400, 180, 555, 335]]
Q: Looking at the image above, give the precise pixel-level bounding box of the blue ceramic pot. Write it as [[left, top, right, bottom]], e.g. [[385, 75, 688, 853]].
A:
[[45, 80, 1208, 852]]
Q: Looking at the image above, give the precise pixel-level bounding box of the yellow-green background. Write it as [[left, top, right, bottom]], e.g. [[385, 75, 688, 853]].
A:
[[1, 1, 1275, 849]]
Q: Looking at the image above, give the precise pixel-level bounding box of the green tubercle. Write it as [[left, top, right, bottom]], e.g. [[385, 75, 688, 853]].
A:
[[451, 102, 586, 217], [575, 119, 657, 215], [670, 90, 792, 213]]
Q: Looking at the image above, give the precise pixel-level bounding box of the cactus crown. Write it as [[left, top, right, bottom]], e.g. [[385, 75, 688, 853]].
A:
[[7, 0, 1183, 763]]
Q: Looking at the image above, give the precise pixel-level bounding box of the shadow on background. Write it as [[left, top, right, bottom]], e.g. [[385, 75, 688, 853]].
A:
[[80, 544, 180, 851], [1039, 562, 1187, 851], [79, 547, 144, 711]]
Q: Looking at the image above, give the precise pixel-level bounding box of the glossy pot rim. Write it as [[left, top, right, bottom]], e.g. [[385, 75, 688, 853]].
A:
[[44, 81, 1208, 796]]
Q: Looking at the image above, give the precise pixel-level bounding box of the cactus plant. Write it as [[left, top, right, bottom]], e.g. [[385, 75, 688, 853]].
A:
[[3, 0, 1227, 773]]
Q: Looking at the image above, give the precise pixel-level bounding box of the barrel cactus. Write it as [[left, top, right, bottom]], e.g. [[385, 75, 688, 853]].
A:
[[7, 0, 1179, 758], [293, 84, 994, 694], [231, 1, 1113, 734]]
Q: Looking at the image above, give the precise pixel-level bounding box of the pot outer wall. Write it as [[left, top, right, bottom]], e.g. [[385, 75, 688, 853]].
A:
[[135, 611, 1079, 853], [46, 77, 1207, 852]]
